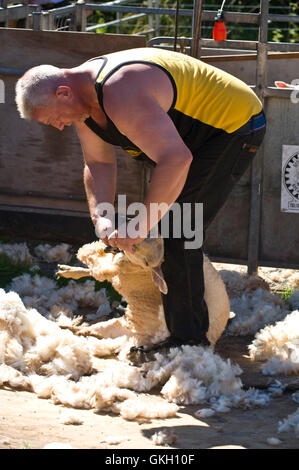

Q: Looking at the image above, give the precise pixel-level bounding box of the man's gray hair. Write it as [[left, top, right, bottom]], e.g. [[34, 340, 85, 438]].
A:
[[15, 64, 64, 119]]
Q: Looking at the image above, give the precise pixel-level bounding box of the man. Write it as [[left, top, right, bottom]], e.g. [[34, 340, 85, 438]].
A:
[[15, 47, 266, 360]]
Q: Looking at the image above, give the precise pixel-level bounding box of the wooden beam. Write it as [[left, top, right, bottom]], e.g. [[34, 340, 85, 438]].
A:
[[247, 0, 268, 276]]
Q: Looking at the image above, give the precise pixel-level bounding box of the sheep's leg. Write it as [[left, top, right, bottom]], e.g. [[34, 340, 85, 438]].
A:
[[56, 265, 91, 280], [65, 317, 131, 340], [56, 264, 130, 338], [203, 256, 230, 347]]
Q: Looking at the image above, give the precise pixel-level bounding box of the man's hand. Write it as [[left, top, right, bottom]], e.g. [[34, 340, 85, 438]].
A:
[[95, 216, 115, 246], [107, 223, 146, 254]]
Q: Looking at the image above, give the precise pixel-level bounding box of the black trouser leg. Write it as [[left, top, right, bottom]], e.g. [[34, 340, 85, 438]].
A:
[[160, 127, 266, 342], [161, 236, 210, 342]]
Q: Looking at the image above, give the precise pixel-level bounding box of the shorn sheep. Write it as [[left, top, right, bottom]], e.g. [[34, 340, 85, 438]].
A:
[[56, 236, 231, 351]]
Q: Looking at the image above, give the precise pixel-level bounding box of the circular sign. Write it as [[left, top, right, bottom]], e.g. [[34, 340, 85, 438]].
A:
[[283, 151, 299, 200]]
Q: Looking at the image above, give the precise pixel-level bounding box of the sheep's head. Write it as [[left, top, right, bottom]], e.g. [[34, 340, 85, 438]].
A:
[[75, 237, 168, 294], [125, 236, 163, 268], [124, 236, 168, 295]]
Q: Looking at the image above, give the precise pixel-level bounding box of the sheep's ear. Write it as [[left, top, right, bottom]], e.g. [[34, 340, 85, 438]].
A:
[[151, 267, 168, 294]]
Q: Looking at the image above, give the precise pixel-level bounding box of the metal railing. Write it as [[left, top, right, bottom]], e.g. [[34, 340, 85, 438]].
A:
[[0, 3, 38, 27], [1, 1, 299, 37]]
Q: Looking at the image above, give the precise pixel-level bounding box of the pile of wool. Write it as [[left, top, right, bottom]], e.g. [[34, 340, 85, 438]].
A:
[[212, 266, 288, 336], [25, 357, 179, 419], [214, 262, 299, 293], [31, 373, 179, 420], [259, 267, 299, 291], [0, 288, 178, 419], [0, 287, 274, 420], [26, 346, 270, 419], [249, 310, 299, 376], [99, 435, 127, 445], [60, 413, 83, 425], [0, 363, 32, 391], [7, 273, 57, 314], [227, 287, 287, 336], [47, 279, 110, 314], [151, 429, 178, 446], [0, 288, 100, 379], [0, 242, 33, 265], [278, 407, 299, 439], [33, 243, 72, 264], [7, 273, 111, 319], [140, 345, 271, 412], [217, 267, 269, 298], [212, 263, 299, 337]]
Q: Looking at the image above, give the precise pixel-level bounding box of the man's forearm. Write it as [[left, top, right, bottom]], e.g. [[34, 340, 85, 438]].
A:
[[142, 155, 192, 234], [84, 161, 117, 224]]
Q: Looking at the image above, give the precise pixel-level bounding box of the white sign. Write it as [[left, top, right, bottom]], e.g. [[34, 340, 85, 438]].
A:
[[281, 145, 299, 213], [0, 79, 4, 104]]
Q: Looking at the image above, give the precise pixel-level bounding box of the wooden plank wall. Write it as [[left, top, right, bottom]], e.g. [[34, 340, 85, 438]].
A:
[[0, 29, 146, 221]]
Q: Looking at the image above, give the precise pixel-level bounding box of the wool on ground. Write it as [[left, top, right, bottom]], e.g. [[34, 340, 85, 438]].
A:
[[0, 242, 33, 265], [33, 243, 72, 264], [8, 273, 110, 319], [249, 310, 299, 376], [1, 244, 299, 433], [278, 407, 299, 439], [0, 289, 273, 421]]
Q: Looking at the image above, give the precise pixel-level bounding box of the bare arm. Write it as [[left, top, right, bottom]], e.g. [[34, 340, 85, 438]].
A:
[[103, 65, 193, 236], [75, 122, 117, 226]]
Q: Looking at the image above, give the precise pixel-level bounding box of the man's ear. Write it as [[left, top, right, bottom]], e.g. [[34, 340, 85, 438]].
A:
[[151, 266, 168, 294], [56, 86, 72, 101]]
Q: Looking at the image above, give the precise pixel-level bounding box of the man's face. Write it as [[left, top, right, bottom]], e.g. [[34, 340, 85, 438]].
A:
[[32, 86, 89, 131]]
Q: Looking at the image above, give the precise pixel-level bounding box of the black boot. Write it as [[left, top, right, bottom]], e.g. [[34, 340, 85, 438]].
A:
[[128, 335, 210, 365]]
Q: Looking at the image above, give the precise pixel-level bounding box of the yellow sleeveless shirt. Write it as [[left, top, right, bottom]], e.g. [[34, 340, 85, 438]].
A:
[[85, 47, 262, 161]]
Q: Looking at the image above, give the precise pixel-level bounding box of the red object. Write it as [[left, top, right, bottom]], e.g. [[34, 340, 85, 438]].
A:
[[213, 21, 227, 41]]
